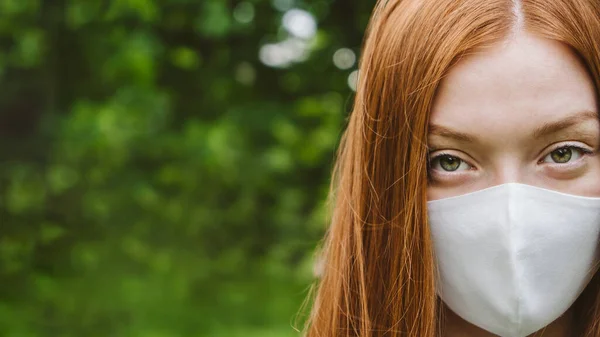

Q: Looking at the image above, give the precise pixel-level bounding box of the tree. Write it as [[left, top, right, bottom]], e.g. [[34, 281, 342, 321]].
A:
[[0, 0, 373, 335]]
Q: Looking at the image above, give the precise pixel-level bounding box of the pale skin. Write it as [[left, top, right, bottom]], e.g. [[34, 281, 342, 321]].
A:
[[428, 32, 600, 336]]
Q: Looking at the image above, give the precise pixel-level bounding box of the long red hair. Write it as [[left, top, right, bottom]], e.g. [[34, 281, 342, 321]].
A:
[[303, 0, 600, 336]]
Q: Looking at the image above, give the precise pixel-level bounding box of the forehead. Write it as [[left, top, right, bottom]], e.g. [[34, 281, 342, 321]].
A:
[[430, 32, 597, 138]]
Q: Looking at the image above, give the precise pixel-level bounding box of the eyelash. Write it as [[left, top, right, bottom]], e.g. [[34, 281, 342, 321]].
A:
[[538, 144, 594, 164], [427, 144, 594, 171]]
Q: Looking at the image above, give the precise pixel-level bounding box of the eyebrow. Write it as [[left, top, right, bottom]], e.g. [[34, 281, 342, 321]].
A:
[[531, 110, 599, 138], [427, 124, 477, 142], [428, 110, 599, 143]]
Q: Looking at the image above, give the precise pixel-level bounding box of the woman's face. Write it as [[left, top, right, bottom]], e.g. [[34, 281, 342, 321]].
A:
[[428, 32, 600, 200]]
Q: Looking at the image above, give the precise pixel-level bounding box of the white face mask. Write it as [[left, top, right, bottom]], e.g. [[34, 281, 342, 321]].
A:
[[427, 183, 600, 337]]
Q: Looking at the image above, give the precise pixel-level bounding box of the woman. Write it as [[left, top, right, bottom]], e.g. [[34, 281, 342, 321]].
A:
[[303, 0, 600, 336]]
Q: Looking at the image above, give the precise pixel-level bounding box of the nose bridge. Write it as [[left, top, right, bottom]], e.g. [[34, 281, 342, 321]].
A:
[[491, 155, 525, 185]]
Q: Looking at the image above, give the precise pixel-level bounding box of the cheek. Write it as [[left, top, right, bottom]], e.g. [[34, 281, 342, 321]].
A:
[[427, 186, 449, 201], [427, 181, 487, 201], [558, 156, 600, 197]]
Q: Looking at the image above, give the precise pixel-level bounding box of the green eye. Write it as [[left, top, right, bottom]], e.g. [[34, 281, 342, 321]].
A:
[[542, 146, 591, 165], [428, 153, 472, 174], [550, 147, 572, 163], [438, 155, 461, 171]]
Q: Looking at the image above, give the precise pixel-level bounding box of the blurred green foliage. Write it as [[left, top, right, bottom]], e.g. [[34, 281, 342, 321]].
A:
[[0, 0, 373, 336]]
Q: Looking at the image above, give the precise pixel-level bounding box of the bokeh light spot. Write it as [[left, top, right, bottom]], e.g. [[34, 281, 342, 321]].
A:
[[233, 2, 255, 24], [272, 0, 294, 12], [348, 70, 359, 91], [282, 9, 317, 39], [332, 48, 356, 70]]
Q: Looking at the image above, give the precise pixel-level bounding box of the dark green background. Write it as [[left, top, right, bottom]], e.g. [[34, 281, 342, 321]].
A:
[[0, 0, 374, 336]]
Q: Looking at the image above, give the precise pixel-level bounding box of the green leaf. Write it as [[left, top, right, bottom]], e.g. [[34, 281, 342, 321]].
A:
[[196, 1, 232, 38], [39, 223, 66, 244], [169, 46, 201, 70]]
